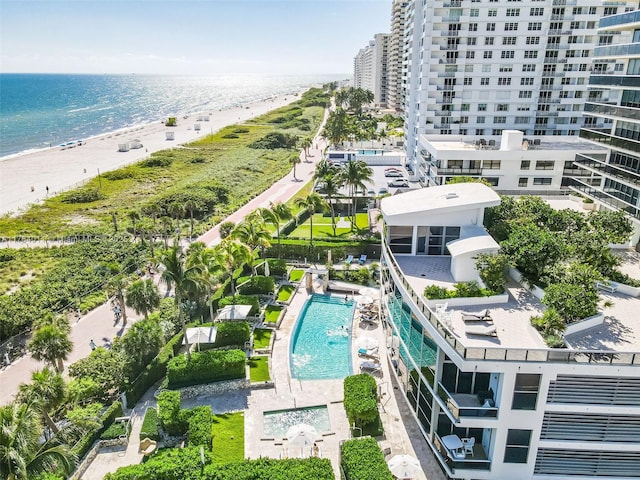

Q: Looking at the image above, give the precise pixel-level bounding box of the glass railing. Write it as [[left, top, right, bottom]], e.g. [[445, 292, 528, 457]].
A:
[[437, 383, 499, 420], [433, 433, 492, 471], [568, 178, 640, 220], [436, 167, 483, 175], [599, 10, 640, 30], [583, 102, 640, 122], [589, 75, 640, 88], [594, 42, 640, 58], [381, 237, 640, 365], [580, 128, 640, 155]]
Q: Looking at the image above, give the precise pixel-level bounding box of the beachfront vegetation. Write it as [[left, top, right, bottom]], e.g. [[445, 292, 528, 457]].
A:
[[423, 281, 496, 301]]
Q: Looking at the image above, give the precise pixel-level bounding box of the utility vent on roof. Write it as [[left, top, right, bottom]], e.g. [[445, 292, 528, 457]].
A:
[[445, 192, 459, 199]]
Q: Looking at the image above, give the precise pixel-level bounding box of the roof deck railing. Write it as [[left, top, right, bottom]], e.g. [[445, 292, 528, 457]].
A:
[[381, 238, 640, 365]]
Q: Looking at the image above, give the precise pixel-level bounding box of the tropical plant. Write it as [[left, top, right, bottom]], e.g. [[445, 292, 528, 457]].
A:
[[125, 278, 160, 320], [127, 210, 141, 240], [339, 160, 372, 230], [28, 321, 72, 373], [214, 240, 252, 303], [68, 348, 127, 402], [16, 368, 66, 436], [160, 245, 202, 359], [266, 202, 292, 257], [289, 155, 302, 180], [106, 273, 129, 326], [295, 193, 327, 247], [169, 202, 185, 237], [0, 401, 76, 480], [530, 308, 566, 337], [475, 253, 510, 294], [219, 221, 236, 239], [542, 283, 599, 323], [299, 137, 312, 161], [232, 217, 272, 254], [317, 173, 343, 237], [118, 318, 164, 377], [322, 108, 351, 147]]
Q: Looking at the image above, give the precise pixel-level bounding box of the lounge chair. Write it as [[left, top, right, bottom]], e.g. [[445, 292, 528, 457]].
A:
[[139, 437, 157, 456], [461, 309, 490, 320], [358, 254, 367, 265], [360, 315, 379, 326], [358, 347, 379, 360], [345, 255, 354, 265], [360, 360, 382, 373], [465, 324, 497, 337]]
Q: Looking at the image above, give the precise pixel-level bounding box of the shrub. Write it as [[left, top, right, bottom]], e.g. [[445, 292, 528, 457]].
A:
[[237, 275, 275, 295], [423, 285, 449, 300], [157, 390, 185, 436], [453, 281, 484, 298], [475, 253, 509, 294], [187, 406, 213, 448], [72, 401, 123, 459], [343, 374, 378, 427], [222, 133, 239, 139], [264, 305, 283, 324], [341, 438, 393, 480], [100, 421, 127, 440], [543, 283, 598, 323], [233, 128, 249, 134], [140, 156, 173, 167], [257, 258, 287, 277], [139, 407, 160, 442], [288, 269, 305, 282], [166, 349, 246, 389], [276, 284, 296, 303], [61, 188, 105, 204], [218, 295, 259, 316], [249, 132, 299, 150], [214, 321, 251, 348], [102, 169, 135, 180], [190, 157, 206, 164]]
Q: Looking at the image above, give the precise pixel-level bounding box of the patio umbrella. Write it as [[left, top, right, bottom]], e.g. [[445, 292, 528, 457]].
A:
[[264, 260, 270, 278], [358, 286, 380, 298], [357, 336, 378, 350], [354, 295, 374, 305], [387, 454, 422, 479], [286, 423, 320, 450]]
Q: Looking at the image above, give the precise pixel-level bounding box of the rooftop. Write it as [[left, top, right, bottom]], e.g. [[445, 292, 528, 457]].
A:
[[422, 135, 606, 153]]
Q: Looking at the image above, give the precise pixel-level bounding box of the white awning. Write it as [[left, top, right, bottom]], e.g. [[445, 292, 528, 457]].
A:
[[217, 304, 252, 320], [183, 327, 217, 345], [447, 234, 499, 257]]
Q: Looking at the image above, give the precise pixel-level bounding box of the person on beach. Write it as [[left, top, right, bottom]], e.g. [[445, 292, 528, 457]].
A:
[[89, 339, 96, 351], [45, 186, 49, 195]]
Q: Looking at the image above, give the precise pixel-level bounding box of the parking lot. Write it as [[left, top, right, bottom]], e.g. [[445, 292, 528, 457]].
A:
[[360, 165, 418, 196]]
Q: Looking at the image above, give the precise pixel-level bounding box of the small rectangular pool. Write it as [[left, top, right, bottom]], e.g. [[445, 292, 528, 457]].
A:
[[263, 405, 330, 437], [290, 294, 355, 380]]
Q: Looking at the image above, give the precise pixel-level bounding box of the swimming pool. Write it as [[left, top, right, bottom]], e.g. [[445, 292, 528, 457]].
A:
[[290, 294, 355, 380], [263, 405, 330, 437]]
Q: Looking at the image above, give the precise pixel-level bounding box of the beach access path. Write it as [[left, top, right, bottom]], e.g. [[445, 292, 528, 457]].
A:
[[0, 94, 297, 216], [0, 105, 329, 405]]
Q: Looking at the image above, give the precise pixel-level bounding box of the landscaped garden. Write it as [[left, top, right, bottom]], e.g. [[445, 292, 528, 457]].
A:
[[253, 328, 273, 350], [264, 304, 284, 325], [276, 284, 296, 303], [248, 356, 271, 382]]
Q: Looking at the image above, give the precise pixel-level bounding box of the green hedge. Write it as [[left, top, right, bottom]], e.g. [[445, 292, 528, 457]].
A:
[[72, 401, 123, 459], [265, 239, 380, 262], [341, 438, 393, 480], [126, 331, 183, 406], [188, 406, 213, 448], [237, 275, 275, 295], [100, 421, 127, 440], [167, 349, 246, 389], [343, 374, 378, 427], [157, 390, 185, 436], [218, 295, 259, 316], [214, 321, 251, 348], [104, 448, 334, 480], [139, 407, 160, 442], [257, 259, 287, 277]]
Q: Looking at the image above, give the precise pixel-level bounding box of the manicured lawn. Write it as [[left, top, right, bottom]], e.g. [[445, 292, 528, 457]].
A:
[[264, 304, 283, 324], [253, 328, 272, 349], [248, 355, 270, 382], [288, 212, 369, 238], [211, 412, 245, 464], [352, 415, 384, 438], [288, 268, 305, 282], [276, 284, 296, 303]]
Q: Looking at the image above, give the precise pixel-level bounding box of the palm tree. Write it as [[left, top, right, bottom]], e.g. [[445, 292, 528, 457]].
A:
[[322, 108, 351, 148], [299, 137, 312, 162], [256, 202, 292, 258], [126, 278, 160, 320], [128, 210, 141, 240], [169, 202, 185, 237], [295, 193, 327, 248], [289, 155, 302, 181], [318, 174, 343, 237], [0, 401, 76, 480], [313, 159, 338, 183], [160, 245, 201, 359], [17, 368, 66, 436], [106, 274, 129, 326], [27, 319, 72, 373], [233, 217, 272, 256], [110, 211, 119, 234], [214, 240, 252, 304], [160, 216, 173, 248], [184, 199, 198, 239], [339, 160, 372, 231], [192, 247, 222, 323]]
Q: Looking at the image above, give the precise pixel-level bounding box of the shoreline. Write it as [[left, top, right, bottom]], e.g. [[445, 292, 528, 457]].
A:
[[0, 93, 301, 216]]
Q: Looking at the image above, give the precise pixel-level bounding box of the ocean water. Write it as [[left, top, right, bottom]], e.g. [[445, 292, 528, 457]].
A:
[[0, 73, 344, 158]]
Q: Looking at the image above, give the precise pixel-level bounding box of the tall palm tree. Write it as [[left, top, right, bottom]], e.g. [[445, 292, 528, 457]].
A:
[[184, 199, 198, 239], [339, 160, 372, 231], [318, 174, 343, 237], [160, 245, 201, 359], [106, 274, 129, 326], [128, 210, 141, 240], [289, 155, 302, 181], [126, 278, 160, 320], [0, 401, 76, 480], [27, 322, 72, 373], [313, 159, 338, 183], [233, 217, 272, 256], [191, 247, 222, 323], [258, 202, 292, 258], [295, 193, 327, 248], [214, 240, 252, 304], [160, 216, 173, 249], [169, 202, 185, 237], [322, 108, 351, 148], [299, 137, 312, 162], [17, 368, 66, 436]]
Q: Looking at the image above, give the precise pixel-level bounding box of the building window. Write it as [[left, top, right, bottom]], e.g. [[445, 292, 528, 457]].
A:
[[526, 36, 540, 45], [481, 78, 490, 86], [487, 23, 496, 31], [478, 104, 487, 111], [501, 51, 515, 59], [464, 77, 472, 86], [485, 37, 494, 45], [522, 64, 535, 72], [518, 178, 528, 187], [483, 160, 501, 169], [506, 8, 520, 16], [512, 373, 541, 409], [461, 104, 470, 111], [466, 51, 475, 59], [468, 37, 477, 46], [483, 177, 499, 187], [530, 7, 544, 15], [533, 178, 553, 186], [536, 160, 555, 170], [477, 116, 485, 123], [515, 116, 528, 124], [528, 22, 542, 31], [524, 50, 538, 59], [519, 91, 532, 98], [488, 8, 497, 16], [503, 36, 517, 45], [520, 160, 530, 170], [496, 104, 509, 112], [494, 116, 507, 124], [498, 78, 511, 86], [504, 429, 532, 464], [521, 78, 534, 86], [484, 51, 493, 59], [499, 65, 513, 72], [470, 8, 479, 17], [505, 22, 519, 31], [469, 22, 478, 31], [389, 226, 413, 254]]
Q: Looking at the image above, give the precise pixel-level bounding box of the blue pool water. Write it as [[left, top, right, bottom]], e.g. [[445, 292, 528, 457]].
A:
[[263, 405, 330, 437], [290, 294, 355, 380], [358, 149, 384, 155]]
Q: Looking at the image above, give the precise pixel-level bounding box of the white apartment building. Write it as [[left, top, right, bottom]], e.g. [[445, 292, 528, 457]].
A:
[[388, 0, 410, 112], [402, 0, 637, 166], [353, 34, 391, 107], [379, 183, 640, 480], [417, 129, 605, 194]]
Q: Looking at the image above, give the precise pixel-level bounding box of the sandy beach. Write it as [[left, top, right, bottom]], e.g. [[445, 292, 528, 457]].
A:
[[0, 94, 299, 216]]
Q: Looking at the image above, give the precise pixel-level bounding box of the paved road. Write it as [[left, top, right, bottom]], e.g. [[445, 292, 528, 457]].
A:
[[0, 108, 329, 405]]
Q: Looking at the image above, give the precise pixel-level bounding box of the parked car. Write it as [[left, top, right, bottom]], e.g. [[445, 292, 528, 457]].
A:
[[385, 170, 404, 177], [378, 188, 389, 195], [388, 179, 409, 188], [367, 189, 376, 196], [385, 166, 402, 172]]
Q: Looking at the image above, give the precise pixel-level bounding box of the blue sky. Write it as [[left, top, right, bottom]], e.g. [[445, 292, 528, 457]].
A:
[[1, 0, 391, 75]]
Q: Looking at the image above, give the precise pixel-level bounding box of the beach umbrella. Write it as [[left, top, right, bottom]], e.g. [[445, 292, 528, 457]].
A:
[[286, 423, 320, 450], [264, 260, 270, 277], [355, 295, 374, 305], [358, 286, 380, 298], [387, 454, 422, 479], [357, 336, 378, 350]]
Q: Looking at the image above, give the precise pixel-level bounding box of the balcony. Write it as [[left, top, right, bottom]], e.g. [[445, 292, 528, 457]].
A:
[[568, 178, 640, 220], [599, 10, 640, 30], [435, 167, 482, 175], [438, 383, 498, 421], [433, 433, 491, 471], [583, 102, 640, 122], [589, 75, 640, 88], [574, 155, 640, 186], [580, 128, 640, 155], [594, 42, 640, 59]]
